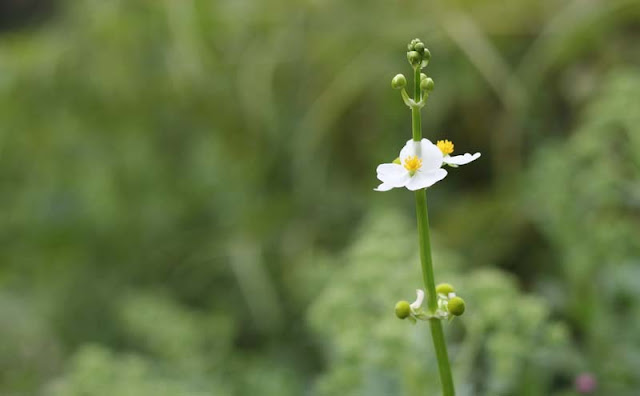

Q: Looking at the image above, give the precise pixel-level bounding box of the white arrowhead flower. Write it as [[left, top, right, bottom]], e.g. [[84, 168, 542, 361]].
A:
[[375, 139, 447, 191], [375, 138, 480, 191]]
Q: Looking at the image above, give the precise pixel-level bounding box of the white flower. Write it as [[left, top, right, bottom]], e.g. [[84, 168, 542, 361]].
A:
[[410, 289, 425, 314], [437, 139, 481, 167], [375, 139, 447, 191], [375, 138, 480, 191]]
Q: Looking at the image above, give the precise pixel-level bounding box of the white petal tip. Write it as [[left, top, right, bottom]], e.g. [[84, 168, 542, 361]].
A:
[[444, 152, 481, 166], [410, 289, 425, 309]]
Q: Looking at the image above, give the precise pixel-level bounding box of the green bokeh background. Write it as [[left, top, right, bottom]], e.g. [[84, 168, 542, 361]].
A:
[[1, 0, 639, 395]]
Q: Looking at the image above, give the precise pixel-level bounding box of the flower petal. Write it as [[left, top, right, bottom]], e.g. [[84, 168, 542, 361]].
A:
[[405, 168, 447, 190], [374, 182, 394, 191], [399, 139, 418, 161], [444, 152, 481, 166], [400, 139, 444, 170], [410, 289, 425, 310], [376, 163, 404, 176], [376, 163, 410, 187], [420, 139, 445, 170]]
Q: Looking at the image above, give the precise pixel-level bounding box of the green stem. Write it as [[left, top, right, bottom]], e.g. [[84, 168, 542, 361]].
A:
[[414, 191, 437, 312], [412, 68, 422, 141], [415, 191, 455, 396], [411, 66, 455, 396]]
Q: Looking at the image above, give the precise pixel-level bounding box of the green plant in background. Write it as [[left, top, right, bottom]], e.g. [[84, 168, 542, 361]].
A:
[[309, 210, 577, 396], [373, 39, 481, 395], [527, 69, 640, 395]]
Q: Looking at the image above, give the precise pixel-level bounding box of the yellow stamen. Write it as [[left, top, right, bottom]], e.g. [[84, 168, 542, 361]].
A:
[[403, 156, 422, 174], [437, 140, 454, 155]]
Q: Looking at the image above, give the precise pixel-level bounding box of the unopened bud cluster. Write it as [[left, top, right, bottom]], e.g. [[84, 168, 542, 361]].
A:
[[391, 39, 435, 109], [407, 38, 431, 69]]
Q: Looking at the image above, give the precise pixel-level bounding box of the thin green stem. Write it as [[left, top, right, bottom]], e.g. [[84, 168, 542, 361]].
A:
[[413, 67, 421, 103], [414, 191, 437, 312], [411, 66, 455, 396], [415, 190, 455, 396], [429, 319, 455, 395], [411, 68, 422, 141]]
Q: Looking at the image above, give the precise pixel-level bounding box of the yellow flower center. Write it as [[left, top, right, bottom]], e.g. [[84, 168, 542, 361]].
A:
[[403, 156, 422, 174], [437, 140, 454, 155]]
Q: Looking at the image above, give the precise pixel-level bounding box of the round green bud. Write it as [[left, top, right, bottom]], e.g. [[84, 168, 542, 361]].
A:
[[391, 74, 407, 90], [422, 48, 431, 63], [436, 283, 455, 295], [448, 297, 465, 316], [414, 42, 425, 54], [407, 43, 415, 51], [395, 301, 411, 319], [407, 51, 421, 67], [421, 77, 435, 92], [420, 73, 427, 81]]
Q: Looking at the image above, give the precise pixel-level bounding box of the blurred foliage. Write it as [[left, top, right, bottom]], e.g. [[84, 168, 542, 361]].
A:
[[308, 211, 577, 396], [43, 292, 300, 396], [0, 0, 638, 395], [528, 69, 640, 395], [46, 345, 223, 396]]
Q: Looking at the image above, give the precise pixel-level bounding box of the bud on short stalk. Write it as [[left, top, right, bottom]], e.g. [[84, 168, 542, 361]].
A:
[[391, 74, 407, 90]]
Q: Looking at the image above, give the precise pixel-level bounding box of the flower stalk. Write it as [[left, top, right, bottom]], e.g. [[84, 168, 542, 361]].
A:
[[377, 38, 480, 395], [412, 68, 422, 141], [410, 49, 455, 396]]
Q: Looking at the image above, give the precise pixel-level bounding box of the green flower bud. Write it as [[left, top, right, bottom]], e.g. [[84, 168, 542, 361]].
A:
[[395, 301, 411, 319], [422, 48, 431, 63], [436, 283, 454, 295], [414, 42, 425, 54], [407, 51, 421, 67], [407, 43, 415, 51], [420, 49, 431, 68], [391, 74, 407, 90], [420, 73, 427, 81], [448, 297, 465, 316], [421, 77, 435, 92]]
